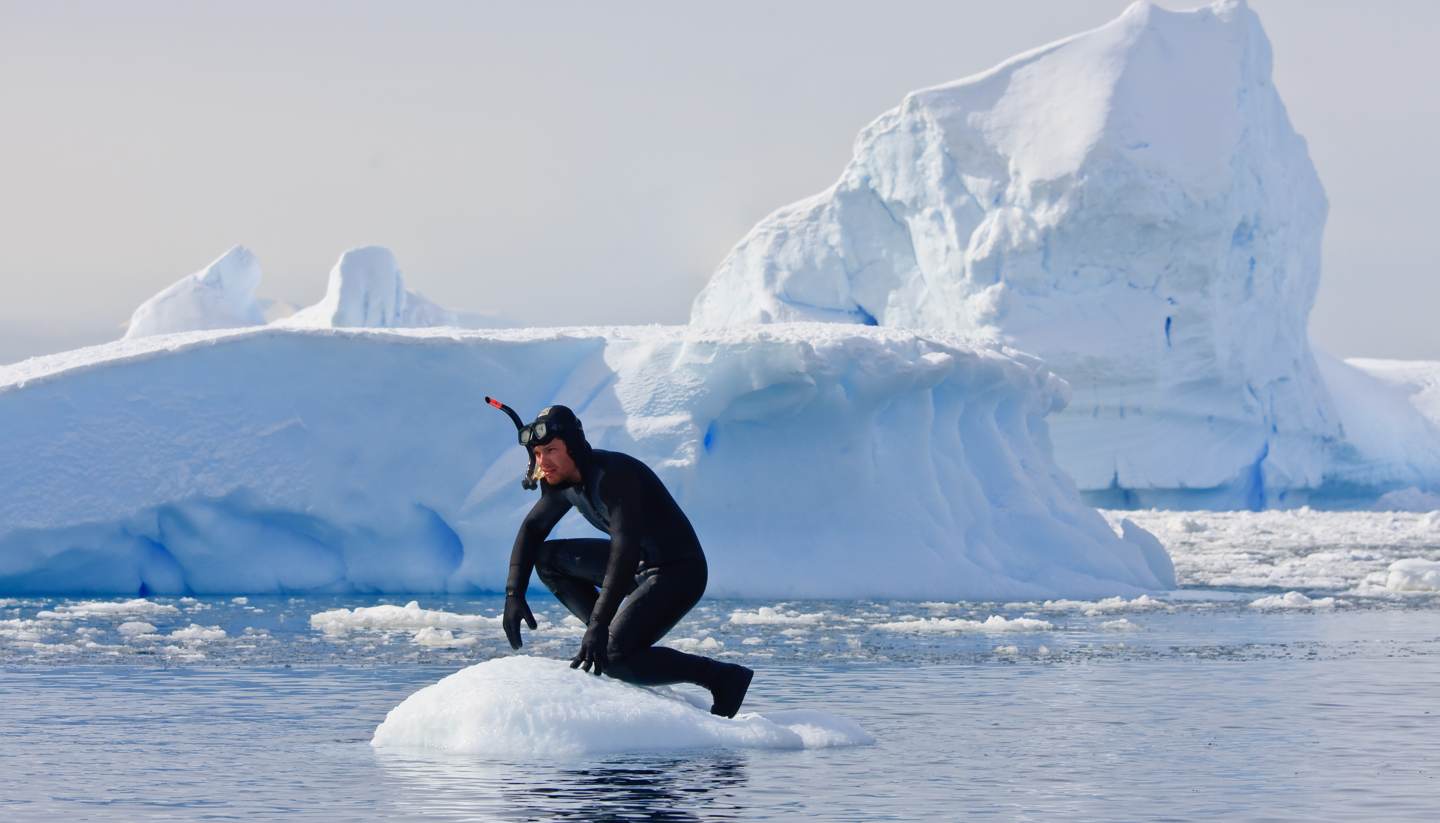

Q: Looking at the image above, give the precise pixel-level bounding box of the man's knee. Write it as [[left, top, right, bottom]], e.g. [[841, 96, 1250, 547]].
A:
[[533, 541, 564, 585]]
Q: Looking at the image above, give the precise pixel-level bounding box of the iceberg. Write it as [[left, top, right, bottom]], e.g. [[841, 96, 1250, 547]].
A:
[[0, 323, 1173, 598], [124, 246, 267, 339], [281, 246, 463, 329], [690, 0, 1417, 507], [370, 656, 873, 758]]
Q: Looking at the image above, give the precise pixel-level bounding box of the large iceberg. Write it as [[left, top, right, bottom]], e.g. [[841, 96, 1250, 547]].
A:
[[690, 0, 1366, 507], [0, 324, 1172, 598], [124, 246, 267, 339]]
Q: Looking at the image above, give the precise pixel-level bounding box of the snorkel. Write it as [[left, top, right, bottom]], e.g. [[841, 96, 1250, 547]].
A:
[[485, 396, 539, 490]]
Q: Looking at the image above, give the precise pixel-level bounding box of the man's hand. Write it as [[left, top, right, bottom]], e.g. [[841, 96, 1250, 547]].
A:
[[570, 622, 609, 676], [502, 593, 537, 650]]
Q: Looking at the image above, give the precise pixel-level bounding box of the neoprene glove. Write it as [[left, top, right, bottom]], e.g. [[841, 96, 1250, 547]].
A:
[[570, 621, 609, 676], [502, 593, 537, 649]]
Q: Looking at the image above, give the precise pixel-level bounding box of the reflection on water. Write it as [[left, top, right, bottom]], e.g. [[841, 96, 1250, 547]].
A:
[[374, 749, 750, 821]]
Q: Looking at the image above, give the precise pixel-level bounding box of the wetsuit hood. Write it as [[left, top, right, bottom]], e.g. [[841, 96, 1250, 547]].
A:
[[527, 405, 594, 481]]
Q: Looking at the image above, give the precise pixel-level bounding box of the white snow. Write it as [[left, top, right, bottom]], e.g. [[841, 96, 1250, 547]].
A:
[[124, 246, 267, 339], [370, 656, 872, 758], [0, 323, 1172, 600], [873, 615, 1054, 633], [280, 246, 463, 329], [687, 0, 1440, 506], [309, 601, 499, 635]]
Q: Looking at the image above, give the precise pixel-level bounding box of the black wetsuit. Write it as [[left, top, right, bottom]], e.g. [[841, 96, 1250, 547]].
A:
[[506, 449, 720, 688]]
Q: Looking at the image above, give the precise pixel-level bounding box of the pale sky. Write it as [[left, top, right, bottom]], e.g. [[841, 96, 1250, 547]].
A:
[[2, 0, 1436, 364]]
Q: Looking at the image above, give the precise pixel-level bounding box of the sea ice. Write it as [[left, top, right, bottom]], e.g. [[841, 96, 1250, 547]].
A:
[[370, 656, 873, 758], [36, 599, 181, 620]]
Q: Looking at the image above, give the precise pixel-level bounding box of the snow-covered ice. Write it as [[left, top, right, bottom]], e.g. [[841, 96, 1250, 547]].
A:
[[0, 323, 1172, 600], [371, 656, 872, 758]]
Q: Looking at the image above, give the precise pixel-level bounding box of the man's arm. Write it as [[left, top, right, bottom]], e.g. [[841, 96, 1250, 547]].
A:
[[503, 486, 571, 650], [506, 485, 571, 597]]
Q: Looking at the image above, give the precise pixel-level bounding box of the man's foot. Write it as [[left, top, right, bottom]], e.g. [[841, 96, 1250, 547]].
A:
[[709, 663, 754, 718]]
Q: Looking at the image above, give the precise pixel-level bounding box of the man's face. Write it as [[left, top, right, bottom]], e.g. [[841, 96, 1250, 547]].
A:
[[534, 438, 579, 484]]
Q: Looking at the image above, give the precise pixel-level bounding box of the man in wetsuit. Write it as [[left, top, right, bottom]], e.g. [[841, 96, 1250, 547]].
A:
[[500, 405, 754, 718]]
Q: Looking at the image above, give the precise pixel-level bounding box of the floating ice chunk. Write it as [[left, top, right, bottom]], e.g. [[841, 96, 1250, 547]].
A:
[[37, 599, 181, 620], [1382, 559, 1440, 593], [993, 645, 1020, 656], [412, 627, 478, 648], [310, 601, 500, 635], [1249, 592, 1336, 609], [728, 606, 826, 626], [118, 621, 158, 638], [874, 615, 1053, 633], [231, 597, 249, 605], [741, 637, 764, 646], [0, 618, 48, 642], [371, 656, 872, 758], [169, 624, 226, 642], [668, 636, 723, 652], [1040, 595, 1168, 615], [1100, 618, 1140, 631]]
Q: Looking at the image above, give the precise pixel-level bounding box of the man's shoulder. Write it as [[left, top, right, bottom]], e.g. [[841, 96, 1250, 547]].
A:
[[590, 449, 657, 486]]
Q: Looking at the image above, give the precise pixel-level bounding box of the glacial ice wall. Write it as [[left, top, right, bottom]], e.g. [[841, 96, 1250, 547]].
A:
[[0, 324, 1172, 598], [690, 0, 1341, 507]]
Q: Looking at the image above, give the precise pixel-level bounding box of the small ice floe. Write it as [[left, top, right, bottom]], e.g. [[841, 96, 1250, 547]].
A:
[[1038, 595, 1168, 616], [873, 615, 1053, 633], [1380, 558, 1440, 593], [0, 618, 50, 643], [310, 601, 499, 635], [1099, 618, 1140, 631], [411, 627, 477, 649], [231, 597, 249, 605], [371, 656, 873, 758], [741, 637, 764, 646], [727, 606, 826, 626], [37, 599, 180, 620], [668, 636, 723, 652], [993, 645, 1020, 656], [169, 624, 227, 642], [117, 621, 158, 639], [1248, 592, 1337, 610]]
